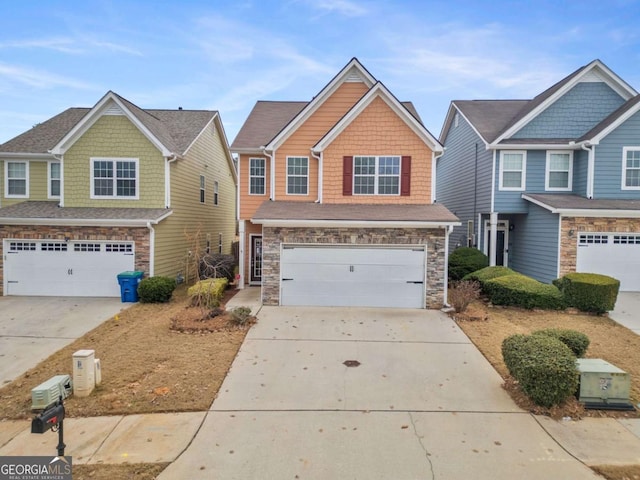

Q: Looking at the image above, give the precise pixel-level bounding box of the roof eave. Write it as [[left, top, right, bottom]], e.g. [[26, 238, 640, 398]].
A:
[[252, 219, 460, 228], [0, 210, 173, 227], [0, 152, 56, 160]]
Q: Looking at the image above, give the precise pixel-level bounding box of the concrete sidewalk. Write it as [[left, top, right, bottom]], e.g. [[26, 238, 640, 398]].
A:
[[1, 289, 639, 477], [609, 292, 640, 334]]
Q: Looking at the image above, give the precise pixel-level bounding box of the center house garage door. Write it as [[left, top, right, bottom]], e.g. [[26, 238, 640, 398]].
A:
[[280, 245, 426, 308], [576, 233, 640, 292], [4, 239, 135, 297]]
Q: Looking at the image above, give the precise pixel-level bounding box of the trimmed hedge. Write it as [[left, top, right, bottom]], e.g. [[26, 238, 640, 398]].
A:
[[532, 328, 590, 357], [502, 334, 579, 407], [137, 276, 176, 303], [553, 272, 620, 314], [188, 278, 228, 308], [484, 274, 565, 310], [463, 266, 518, 293], [448, 247, 489, 281]]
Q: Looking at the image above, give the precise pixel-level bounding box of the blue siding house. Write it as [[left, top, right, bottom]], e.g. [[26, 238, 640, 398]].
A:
[[437, 60, 640, 292]]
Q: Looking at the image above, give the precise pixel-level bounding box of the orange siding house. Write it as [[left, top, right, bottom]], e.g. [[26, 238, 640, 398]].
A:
[[231, 58, 459, 309]]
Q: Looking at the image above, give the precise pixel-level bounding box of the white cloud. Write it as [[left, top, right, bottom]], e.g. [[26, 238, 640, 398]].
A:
[[0, 63, 96, 90], [300, 0, 369, 17], [0, 36, 142, 56]]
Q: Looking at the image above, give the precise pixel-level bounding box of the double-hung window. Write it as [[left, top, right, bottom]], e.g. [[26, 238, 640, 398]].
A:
[[546, 151, 572, 191], [353, 155, 400, 195], [200, 175, 206, 203], [499, 151, 526, 191], [91, 158, 138, 199], [286, 157, 308, 195], [623, 147, 640, 189], [249, 158, 265, 195], [5, 161, 28, 198], [214, 180, 219, 205], [48, 162, 61, 198]]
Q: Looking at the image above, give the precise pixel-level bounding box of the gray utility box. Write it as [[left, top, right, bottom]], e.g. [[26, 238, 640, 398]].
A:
[[31, 374, 73, 410], [576, 359, 630, 406]]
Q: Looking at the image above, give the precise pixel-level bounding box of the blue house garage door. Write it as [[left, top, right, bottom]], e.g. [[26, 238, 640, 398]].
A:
[[280, 245, 426, 308], [576, 233, 640, 292], [3, 239, 135, 297]]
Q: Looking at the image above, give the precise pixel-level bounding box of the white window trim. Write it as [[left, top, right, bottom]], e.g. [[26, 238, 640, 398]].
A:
[[498, 151, 526, 191], [545, 150, 573, 191], [90, 157, 139, 200], [200, 175, 206, 204], [622, 146, 640, 190], [47, 161, 61, 199], [4, 160, 29, 198], [249, 157, 266, 196], [353, 155, 401, 196], [214, 180, 219, 205], [286, 156, 309, 196]]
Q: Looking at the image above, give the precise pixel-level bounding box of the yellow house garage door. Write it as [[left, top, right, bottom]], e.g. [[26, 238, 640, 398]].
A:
[[4, 239, 135, 297]]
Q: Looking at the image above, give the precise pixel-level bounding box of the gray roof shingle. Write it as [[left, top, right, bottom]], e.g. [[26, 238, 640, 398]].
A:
[[525, 194, 640, 211], [453, 100, 528, 143], [231, 100, 423, 151], [252, 200, 459, 223], [0, 92, 218, 156], [0, 201, 172, 222]]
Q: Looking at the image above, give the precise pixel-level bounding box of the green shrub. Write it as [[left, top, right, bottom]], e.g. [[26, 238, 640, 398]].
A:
[[554, 272, 620, 314], [199, 254, 236, 283], [532, 329, 590, 357], [188, 278, 228, 308], [448, 247, 489, 281], [502, 334, 579, 408], [484, 274, 565, 310], [137, 276, 176, 303], [463, 266, 518, 293], [229, 306, 253, 326]]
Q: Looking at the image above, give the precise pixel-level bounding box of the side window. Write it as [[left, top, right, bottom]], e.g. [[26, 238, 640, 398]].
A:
[[49, 162, 61, 198], [622, 147, 640, 189], [545, 151, 572, 191], [499, 151, 526, 191], [249, 158, 266, 195], [200, 175, 205, 203], [5, 161, 29, 198]]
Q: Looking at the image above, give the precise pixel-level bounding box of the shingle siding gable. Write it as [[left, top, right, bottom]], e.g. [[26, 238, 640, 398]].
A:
[[512, 82, 626, 139]]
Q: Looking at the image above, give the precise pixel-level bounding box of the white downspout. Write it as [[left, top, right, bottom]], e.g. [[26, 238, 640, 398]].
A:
[[432, 150, 444, 203], [261, 148, 275, 200], [443, 224, 453, 307], [582, 143, 594, 199], [311, 149, 322, 202], [146, 221, 156, 277], [238, 220, 246, 289], [165, 154, 179, 208]]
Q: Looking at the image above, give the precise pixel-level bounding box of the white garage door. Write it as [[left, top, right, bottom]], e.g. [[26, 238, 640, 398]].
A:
[[576, 233, 640, 292], [280, 245, 426, 308], [4, 240, 135, 297]]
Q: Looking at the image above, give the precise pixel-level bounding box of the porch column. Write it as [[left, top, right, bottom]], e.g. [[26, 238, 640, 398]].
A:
[[238, 220, 245, 289], [489, 212, 498, 267]]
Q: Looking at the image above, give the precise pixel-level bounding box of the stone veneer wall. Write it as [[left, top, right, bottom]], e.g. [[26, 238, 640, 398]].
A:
[[0, 225, 150, 295], [559, 217, 640, 276], [261, 226, 447, 309]]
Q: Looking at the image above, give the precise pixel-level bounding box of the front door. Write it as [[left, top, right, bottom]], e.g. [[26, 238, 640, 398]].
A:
[[250, 235, 262, 284], [483, 220, 509, 266]]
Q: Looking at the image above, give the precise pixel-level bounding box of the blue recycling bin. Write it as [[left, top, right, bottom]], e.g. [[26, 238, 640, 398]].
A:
[[117, 271, 145, 302]]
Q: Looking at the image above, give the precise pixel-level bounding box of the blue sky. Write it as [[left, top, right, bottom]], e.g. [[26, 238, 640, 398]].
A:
[[1, 0, 640, 145]]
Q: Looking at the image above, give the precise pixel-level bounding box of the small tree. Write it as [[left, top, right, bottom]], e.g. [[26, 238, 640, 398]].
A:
[[448, 280, 480, 313]]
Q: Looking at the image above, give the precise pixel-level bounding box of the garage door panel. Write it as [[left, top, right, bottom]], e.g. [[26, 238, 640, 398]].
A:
[[281, 246, 425, 308], [576, 234, 640, 292], [4, 240, 135, 297]]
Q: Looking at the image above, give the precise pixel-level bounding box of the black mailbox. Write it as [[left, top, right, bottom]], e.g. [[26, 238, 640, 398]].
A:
[[31, 402, 65, 434]]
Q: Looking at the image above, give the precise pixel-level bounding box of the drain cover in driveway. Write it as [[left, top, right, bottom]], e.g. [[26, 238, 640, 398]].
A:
[[343, 360, 361, 367]]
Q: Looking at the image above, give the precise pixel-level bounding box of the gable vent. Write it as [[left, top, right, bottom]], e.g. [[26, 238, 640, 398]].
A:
[[104, 103, 124, 115], [345, 67, 365, 83]]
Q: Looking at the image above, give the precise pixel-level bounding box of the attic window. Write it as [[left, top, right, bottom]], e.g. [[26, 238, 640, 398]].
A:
[[454, 113, 459, 128]]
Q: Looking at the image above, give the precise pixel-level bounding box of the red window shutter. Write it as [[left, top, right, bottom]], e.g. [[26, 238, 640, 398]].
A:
[[401, 156, 411, 196], [343, 156, 353, 196]]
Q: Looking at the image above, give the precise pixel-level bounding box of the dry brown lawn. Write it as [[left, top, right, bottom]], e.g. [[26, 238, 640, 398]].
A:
[[3, 290, 640, 479], [456, 301, 640, 480]]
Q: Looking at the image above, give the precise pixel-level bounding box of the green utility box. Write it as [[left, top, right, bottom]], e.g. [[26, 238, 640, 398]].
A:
[[576, 358, 631, 409]]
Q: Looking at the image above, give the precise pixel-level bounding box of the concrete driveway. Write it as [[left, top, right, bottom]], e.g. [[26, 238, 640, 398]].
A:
[[610, 292, 640, 334], [0, 296, 127, 385], [159, 306, 599, 480]]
